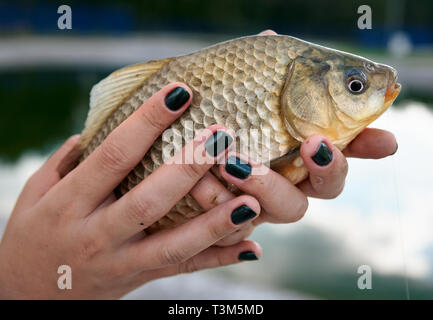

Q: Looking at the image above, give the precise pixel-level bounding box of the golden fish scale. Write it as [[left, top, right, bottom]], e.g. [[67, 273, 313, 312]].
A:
[[81, 35, 301, 232]]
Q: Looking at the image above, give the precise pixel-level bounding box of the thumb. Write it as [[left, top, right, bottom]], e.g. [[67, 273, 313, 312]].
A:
[[13, 135, 81, 212]]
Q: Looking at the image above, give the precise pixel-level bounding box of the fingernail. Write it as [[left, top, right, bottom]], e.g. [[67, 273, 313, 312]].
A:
[[205, 131, 233, 157], [225, 156, 251, 179], [238, 251, 258, 261], [231, 205, 256, 225], [165, 87, 190, 111], [312, 142, 333, 166]]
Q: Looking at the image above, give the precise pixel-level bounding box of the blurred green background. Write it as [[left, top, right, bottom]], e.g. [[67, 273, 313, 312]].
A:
[[1, 0, 433, 299]]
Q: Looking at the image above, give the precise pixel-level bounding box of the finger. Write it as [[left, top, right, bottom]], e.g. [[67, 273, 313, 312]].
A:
[[134, 240, 261, 282], [177, 239, 261, 273], [126, 195, 260, 271], [343, 128, 398, 159], [190, 171, 254, 247], [51, 83, 192, 213], [56, 137, 83, 178], [13, 135, 80, 212], [95, 125, 234, 244], [189, 172, 255, 247], [258, 29, 277, 35], [214, 222, 255, 247], [189, 172, 235, 210], [46, 135, 81, 176], [219, 153, 308, 224], [297, 135, 348, 199]]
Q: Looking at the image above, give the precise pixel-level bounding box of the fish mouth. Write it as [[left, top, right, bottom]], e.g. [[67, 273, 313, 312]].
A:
[[384, 68, 401, 106], [385, 81, 401, 104]]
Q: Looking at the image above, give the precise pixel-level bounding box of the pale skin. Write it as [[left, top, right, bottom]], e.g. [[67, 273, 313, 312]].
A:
[[0, 31, 397, 299]]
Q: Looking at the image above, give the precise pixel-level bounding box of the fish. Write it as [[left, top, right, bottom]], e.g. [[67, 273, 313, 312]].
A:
[[77, 34, 401, 233]]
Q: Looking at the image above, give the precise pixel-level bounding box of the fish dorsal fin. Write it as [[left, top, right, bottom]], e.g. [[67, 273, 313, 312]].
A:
[[79, 58, 171, 150]]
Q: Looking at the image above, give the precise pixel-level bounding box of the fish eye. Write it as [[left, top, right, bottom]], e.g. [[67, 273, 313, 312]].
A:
[[348, 79, 364, 93], [345, 69, 367, 94]]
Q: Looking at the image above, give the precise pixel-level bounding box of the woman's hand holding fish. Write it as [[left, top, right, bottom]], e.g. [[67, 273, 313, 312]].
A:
[[0, 83, 263, 299], [201, 128, 397, 246], [296, 129, 397, 199]]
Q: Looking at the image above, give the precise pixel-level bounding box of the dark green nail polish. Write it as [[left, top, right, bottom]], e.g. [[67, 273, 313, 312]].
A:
[[231, 205, 256, 225], [225, 156, 251, 179], [238, 251, 258, 261], [165, 87, 190, 111], [312, 142, 333, 166], [205, 131, 233, 157]]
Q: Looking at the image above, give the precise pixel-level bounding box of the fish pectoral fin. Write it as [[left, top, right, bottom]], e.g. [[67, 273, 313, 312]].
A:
[[270, 148, 309, 184], [276, 161, 309, 185], [79, 58, 172, 150]]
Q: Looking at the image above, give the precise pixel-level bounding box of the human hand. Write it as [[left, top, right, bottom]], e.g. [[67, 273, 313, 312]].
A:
[[0, 83, 262, 299]]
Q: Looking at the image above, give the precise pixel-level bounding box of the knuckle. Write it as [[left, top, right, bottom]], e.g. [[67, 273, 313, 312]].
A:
[[249, 174, 263, 187], [64, 135, 79, 150], [98, 139, 131, 174], [77, 235, 104, 262], [138, 106, 168, 132], [126, 195, 153, 225], [24, 171, 40, 189], [103, 261, 129, 282], [252, 172, 276, 196], [216, 225, 253, 247], [208, 220, 230, 240], [181, 164, 204, 181], [106, 265, 126, 281], [159, 246, 188, 265], [178, 258, 200, 274], [48, 199, 75, 223], [215, 251, 225, 267]]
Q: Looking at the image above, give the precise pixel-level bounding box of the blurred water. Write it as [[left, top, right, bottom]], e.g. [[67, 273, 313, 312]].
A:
[[218, 102, 433, 299], [1, 102, 432, 299]]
